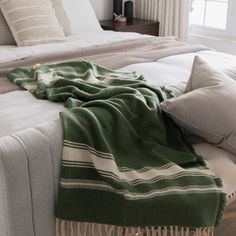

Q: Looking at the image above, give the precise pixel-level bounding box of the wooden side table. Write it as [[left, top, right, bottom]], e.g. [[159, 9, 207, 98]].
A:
[[100, 18, 159, 36]]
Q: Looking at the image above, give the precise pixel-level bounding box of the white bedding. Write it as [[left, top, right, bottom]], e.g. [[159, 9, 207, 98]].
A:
[[1, 31, 236, 236], [0, 91, 65, 137]]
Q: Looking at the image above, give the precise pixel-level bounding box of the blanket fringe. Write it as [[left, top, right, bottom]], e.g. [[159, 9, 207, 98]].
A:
[[55, 219, 214, 236]]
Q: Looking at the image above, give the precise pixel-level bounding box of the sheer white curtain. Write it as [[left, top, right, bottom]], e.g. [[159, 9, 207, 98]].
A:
[[134, 0, 190, 41]]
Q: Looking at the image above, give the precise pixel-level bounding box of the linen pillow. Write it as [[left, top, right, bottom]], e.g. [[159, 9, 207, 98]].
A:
[[0, 0, 65, 47], [60, 0, 103, 35], [0, 9, 15, 45], [161, 56, 236, 155]]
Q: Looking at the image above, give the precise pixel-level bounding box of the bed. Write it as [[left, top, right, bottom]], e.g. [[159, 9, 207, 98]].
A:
[[1, 1, 236, 236], [0, 31, 236, 236]]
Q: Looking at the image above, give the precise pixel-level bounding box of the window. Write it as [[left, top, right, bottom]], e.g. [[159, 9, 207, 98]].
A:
[[190, 0, 228, 30], [189, 0, 236, 40]]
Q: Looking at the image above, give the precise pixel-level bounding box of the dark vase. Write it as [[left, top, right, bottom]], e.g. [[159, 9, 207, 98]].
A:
[[113, 0, 122, 17], [124, 0, 133, 22]]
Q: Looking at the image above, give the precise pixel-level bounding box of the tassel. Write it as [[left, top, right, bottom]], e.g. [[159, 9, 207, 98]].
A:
[[105, 224, 113, 236], [91, 223, 95, 236], [185, 227, 189, 236], [163, 226, 168, 236], [98, 224, 102, 236], [151, 226, 156, 236], [169, 226, 174, 236], [174, 226, 178, 236], [55, 220, 215, 236], [137, 227, 142, 236]]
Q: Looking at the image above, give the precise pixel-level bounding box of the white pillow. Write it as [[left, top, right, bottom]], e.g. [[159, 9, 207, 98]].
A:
[[0, 9, 15, 45], [59, 0, 103, 35], [161, 56, 236, 155], [0, 0, 66, 47], [51, 0, 71, 36]]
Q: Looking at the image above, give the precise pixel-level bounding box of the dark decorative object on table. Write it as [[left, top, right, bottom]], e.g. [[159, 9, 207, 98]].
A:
[[113, 0, 122, 18], [124, 0, 133, 22]]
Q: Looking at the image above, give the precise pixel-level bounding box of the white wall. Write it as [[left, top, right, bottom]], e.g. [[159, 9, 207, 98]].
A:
[[90, 0, 112, 20]]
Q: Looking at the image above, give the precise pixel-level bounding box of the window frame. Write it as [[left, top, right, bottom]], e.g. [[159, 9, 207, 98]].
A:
[[189, 0, 236, 40]]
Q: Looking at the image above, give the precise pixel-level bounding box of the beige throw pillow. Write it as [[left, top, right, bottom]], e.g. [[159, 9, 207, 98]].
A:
[[161, 56, 236, 155], [0, 0, 65, 46], [0, 9, 15, 45]]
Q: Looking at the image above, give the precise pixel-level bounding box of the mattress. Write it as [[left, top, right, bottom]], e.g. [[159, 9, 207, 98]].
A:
[[0, 31, 236, 236]]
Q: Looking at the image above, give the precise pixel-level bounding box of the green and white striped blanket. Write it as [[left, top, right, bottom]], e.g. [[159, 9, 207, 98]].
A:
[[8, 60, 225, 236]]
